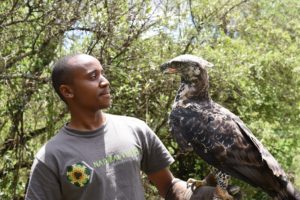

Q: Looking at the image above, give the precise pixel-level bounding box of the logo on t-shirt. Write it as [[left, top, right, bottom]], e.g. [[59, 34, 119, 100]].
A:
[[66, 161, 93, 187], [93, 147, 140, 168]]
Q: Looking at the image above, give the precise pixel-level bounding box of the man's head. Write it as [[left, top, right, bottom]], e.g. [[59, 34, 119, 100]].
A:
[[51, 54, 111, 110], [52, 54, 77, 102]]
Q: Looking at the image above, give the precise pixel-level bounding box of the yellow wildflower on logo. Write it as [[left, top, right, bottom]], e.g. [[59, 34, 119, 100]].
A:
[[66, 162, 92, 187]]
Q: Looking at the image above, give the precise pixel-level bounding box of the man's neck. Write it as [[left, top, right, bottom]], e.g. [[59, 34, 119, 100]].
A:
[[67, 110, 106, 131]]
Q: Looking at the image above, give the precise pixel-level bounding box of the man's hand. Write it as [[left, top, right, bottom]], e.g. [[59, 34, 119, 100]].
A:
[[165, 179, 242, 200]]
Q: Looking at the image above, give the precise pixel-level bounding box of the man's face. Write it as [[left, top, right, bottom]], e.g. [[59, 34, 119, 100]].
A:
[[67, 55, 111, 111]]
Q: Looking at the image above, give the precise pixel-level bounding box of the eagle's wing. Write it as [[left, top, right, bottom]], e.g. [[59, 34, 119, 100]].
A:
[[216, 104, 287, 178], [169, 101, 287, 190]]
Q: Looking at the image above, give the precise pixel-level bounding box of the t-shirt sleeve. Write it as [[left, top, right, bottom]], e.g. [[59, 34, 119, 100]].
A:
[[139, 122, 175, 174], [25, 158, 62, 200]]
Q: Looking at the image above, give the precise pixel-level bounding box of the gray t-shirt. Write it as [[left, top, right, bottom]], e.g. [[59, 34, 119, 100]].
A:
[[25, 114, 174, 200]]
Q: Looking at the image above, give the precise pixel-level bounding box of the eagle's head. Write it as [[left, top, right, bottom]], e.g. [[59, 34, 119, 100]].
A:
[[160, 54, 213, 82]]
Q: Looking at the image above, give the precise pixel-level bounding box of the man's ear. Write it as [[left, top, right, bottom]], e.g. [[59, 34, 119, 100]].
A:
[[60, 84, 74, 99]]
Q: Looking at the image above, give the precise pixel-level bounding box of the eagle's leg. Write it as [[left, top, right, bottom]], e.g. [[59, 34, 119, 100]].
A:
[[186, 177, 208, 188], [213, 171, 233, 200], [187, 166, 220, 188], [187, 171, 217, 189]]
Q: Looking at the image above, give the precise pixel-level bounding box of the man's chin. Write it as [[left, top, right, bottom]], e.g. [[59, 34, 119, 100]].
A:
[[99, 101, 111, 110]]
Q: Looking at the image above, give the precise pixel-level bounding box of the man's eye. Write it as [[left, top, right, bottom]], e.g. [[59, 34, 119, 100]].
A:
[[91, 73, 97, 79]]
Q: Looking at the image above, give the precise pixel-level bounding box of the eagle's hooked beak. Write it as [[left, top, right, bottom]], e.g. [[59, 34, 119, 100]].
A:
[[164, 67, 177, 74], [160, 63, 177, 74]]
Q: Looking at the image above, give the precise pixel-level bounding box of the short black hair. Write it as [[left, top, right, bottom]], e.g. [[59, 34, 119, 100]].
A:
[[51, 54, 80, 102]]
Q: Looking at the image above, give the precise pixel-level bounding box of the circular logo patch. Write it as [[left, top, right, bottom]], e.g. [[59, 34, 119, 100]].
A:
[[66, 161, 93, 187]]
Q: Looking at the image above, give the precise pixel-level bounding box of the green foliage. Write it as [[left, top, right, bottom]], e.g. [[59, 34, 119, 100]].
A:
[[0, 0, 300, 199]]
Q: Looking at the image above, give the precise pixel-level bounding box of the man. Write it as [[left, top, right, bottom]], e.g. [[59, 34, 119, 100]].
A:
[[25, 54, 239, 200]]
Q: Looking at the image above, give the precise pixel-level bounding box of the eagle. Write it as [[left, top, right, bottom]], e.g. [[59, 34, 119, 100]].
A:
[[160, 54, 300, 200]]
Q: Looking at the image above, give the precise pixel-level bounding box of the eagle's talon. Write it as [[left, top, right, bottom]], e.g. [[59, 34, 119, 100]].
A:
[[228, 185, 240, 196], [187, 178, 207, 189]]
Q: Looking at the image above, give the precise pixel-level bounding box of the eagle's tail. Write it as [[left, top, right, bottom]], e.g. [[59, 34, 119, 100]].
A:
[[273, 182, 300, 200]]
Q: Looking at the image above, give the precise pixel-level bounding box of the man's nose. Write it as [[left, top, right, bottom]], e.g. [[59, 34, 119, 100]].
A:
[[99, 75, 110, 87]]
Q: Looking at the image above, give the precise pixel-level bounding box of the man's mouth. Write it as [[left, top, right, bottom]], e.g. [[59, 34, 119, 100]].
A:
[[99, 90, 110, 96]]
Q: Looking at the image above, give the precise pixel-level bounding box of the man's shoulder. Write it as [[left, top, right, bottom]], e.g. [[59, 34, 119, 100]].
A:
[[106, 113, 146, 126], [106, 113, 153, 139], [34, 128, 66, 161]]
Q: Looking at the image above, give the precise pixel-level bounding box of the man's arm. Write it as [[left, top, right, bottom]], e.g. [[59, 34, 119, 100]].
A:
[[147, 168, 242, 200], [147, 167, 174, 198], [147, 168, 217, 200]]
